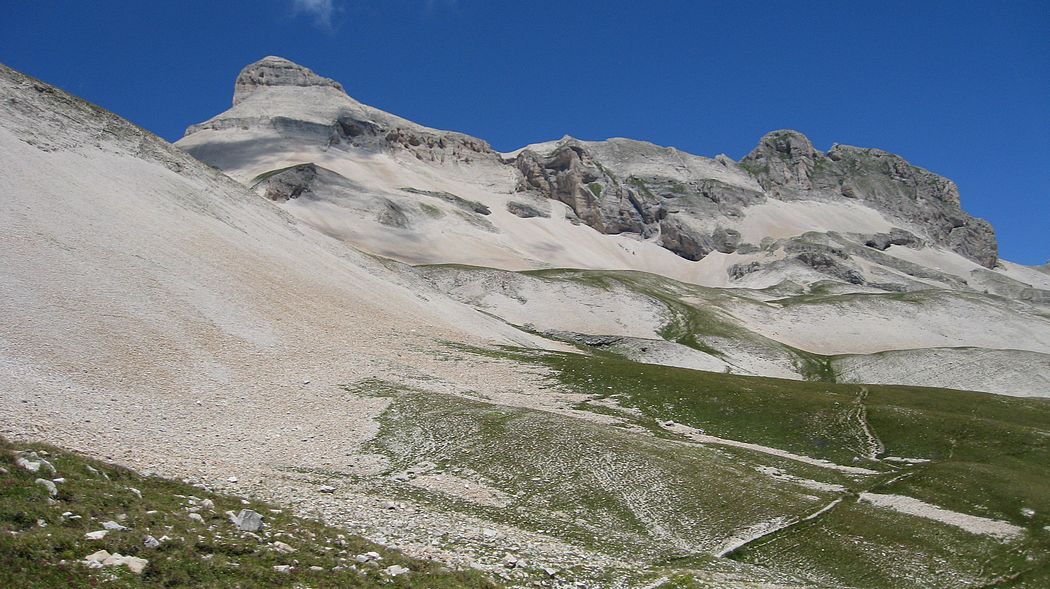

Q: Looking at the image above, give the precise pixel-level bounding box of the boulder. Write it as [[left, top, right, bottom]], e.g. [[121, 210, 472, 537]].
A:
[[230, 509, 264, 532], [102, 554, 148, 574], [34, 478, 58, 497], [272, 541, 296, 554]]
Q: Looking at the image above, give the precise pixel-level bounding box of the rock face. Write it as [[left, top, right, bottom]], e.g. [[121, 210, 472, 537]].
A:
[[509, 137, 763, 261], [741, 130, 998, 267], [233, 56, 344, 106], [513, 142, 661, 236]]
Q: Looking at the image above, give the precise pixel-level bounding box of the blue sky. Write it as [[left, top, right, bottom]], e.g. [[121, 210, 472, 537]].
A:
[[3, 1, 1047, 264]]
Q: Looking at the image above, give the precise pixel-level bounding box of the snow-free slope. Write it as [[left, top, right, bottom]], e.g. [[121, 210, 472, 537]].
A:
[[0, 60, 566, 480]]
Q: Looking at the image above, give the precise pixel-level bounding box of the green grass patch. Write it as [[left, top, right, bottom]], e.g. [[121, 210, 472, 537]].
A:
[[0, 437, 498, 588]]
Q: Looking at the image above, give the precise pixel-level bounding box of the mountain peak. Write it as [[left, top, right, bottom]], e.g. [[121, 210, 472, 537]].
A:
[[232, 56, 344, 106]]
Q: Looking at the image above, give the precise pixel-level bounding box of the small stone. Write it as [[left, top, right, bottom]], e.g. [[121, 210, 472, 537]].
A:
[[188, 513, 204, 523], [84, 550, 111, 563], [354, 554, 370, 564], [319, 485, 336, 493], [104, 554, 148, 574], [201, 498, 214, 510], [84, 530, 108, 540], [382, 501, 397, 510], [143, 535, 161, 549], [35, 478, 58, 497], [385, 564, 410, 577], [1021, 507, 1036, 518], [102, 520, 127, 531], [272, 541, 296, 554], [127, 487, 142, 499], [309, 565, 324, 571], [37, 519, 47, 527], [52, 477, 66, 483], [543, 567, 558, 577], [365, 551, 381, 561], [273, 565, 292, 573], [227, 476, 238, 484]]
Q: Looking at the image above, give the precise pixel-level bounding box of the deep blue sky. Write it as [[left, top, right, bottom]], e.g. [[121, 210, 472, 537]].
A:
[[3, 1, 1047, 264]]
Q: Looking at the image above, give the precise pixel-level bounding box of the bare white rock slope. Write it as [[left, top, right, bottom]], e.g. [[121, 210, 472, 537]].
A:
[[0, 61, 573, 484]]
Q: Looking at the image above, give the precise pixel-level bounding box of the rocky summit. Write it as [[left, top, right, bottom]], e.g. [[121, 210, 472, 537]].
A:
[[2, 57, 1049, 589]]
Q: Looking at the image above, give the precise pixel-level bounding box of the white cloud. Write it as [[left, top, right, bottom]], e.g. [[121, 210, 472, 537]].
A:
[[292, 0, 337, 29]]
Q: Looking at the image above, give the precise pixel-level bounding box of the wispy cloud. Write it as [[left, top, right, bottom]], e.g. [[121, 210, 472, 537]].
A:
[[291, 0, 337, 29]]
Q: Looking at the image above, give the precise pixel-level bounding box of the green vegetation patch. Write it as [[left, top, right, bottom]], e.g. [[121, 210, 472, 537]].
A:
[[354, 381, 834, 565], [731, 499, 1048, 589], [0, 437, 498, 589]]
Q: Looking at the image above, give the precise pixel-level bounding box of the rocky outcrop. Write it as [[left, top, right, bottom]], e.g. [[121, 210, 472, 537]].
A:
[[511, 139, 764, 261], [740, 130, 817, 191], [506, 200, 550, 219], [741, 130, 998, 267], [232, 56, 344, 106], [658, 218, 740, 261], [970, 269, 1050, 304], [401, 187, 490, 215], [252, 163, 321, 202], [863, 228, 923, 251], [784, 242, 866, 285], [512, 143, 661, 236]]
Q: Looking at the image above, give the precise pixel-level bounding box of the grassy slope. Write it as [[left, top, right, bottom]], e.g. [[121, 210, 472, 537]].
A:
[[520, 349, 1050, 588], [353, 381, 827, 587], [0, 438, 497, 589]]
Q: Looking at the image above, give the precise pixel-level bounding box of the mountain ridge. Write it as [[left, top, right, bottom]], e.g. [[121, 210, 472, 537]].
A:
[[178, 56, 1012, 290]]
